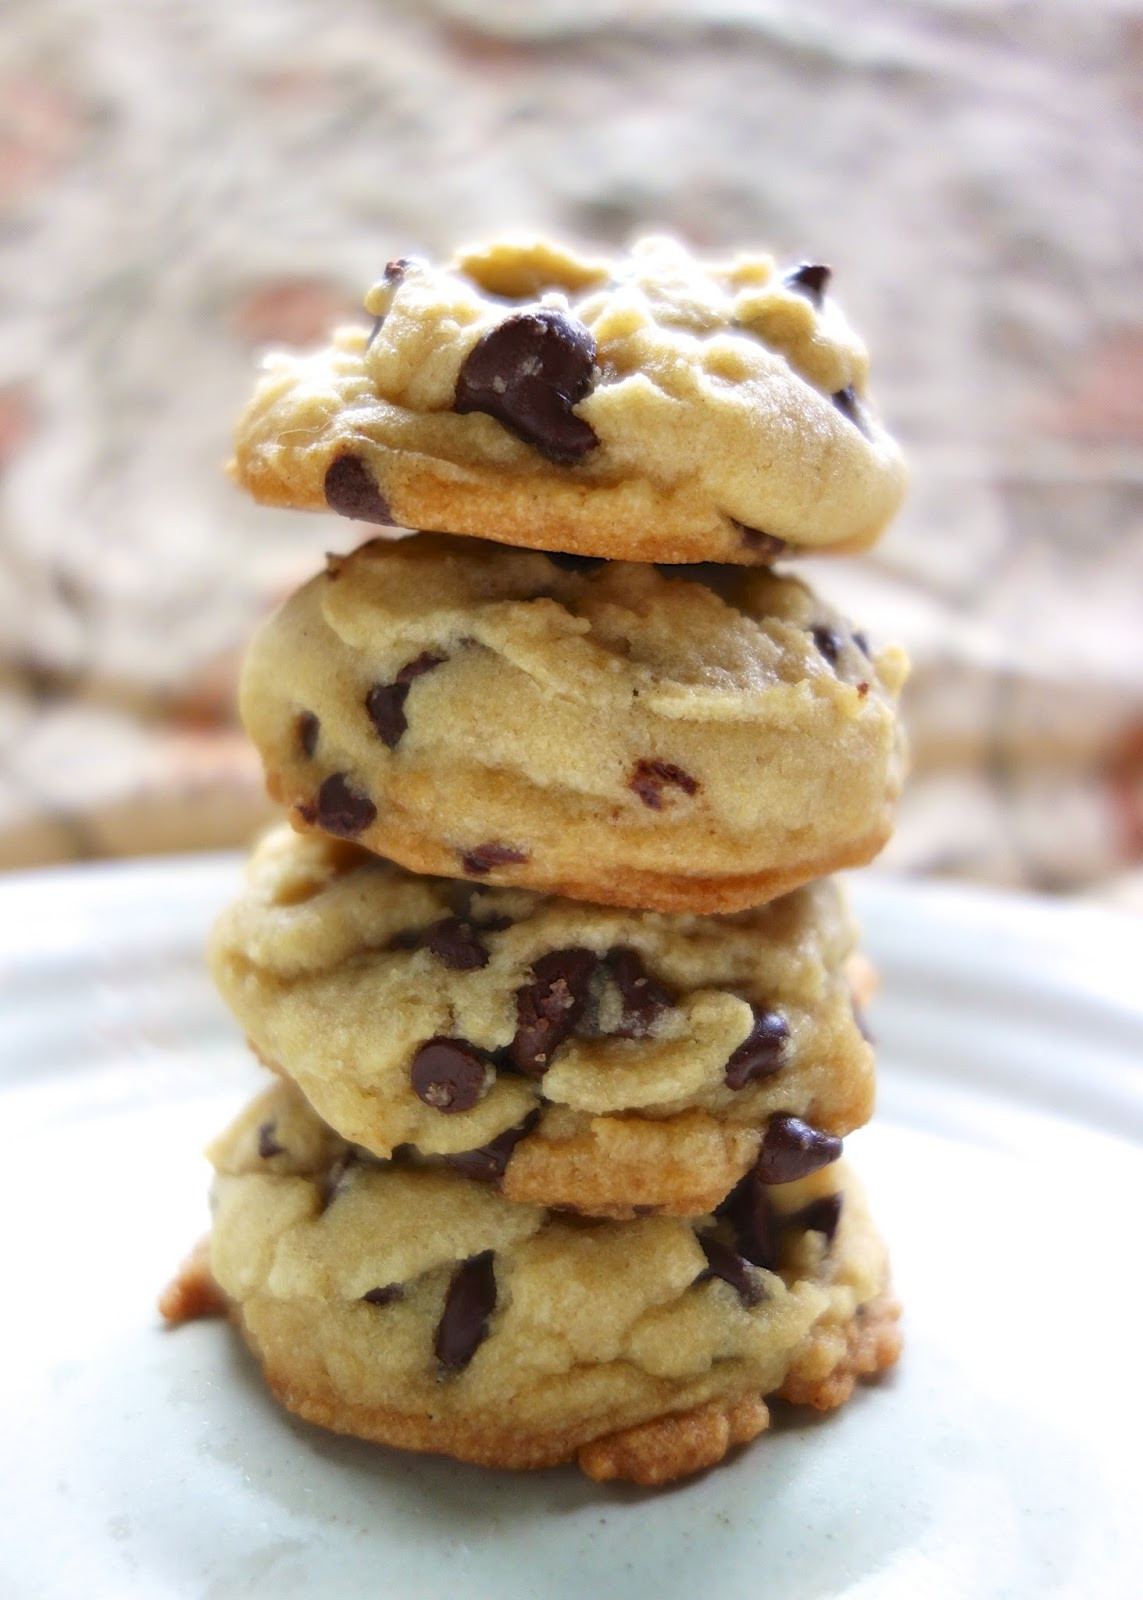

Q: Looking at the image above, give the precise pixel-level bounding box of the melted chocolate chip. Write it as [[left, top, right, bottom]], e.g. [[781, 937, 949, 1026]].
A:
[[628, 759, 700, 811], [318, 1149, 357, 1212], [419, 916, 492, 971], [257, 1121, 285, 1160], [790, 1192, 844, 1244], [606, 948, 673, 1038], [785, 262, 832, 307], [715, 1169, 781, 1270], [410, 1038, 491, 1113], [756, 1115, 842, 1185], [832, 386, 869, 436], [511, 948, 598, 1077], [454, 308, 599, 464], [361, 1284, 403, 1307], [296, 711, 320, 759], [695, 1233, 766, 1307], [443, 1112, 540, 1184], [546, 551, 606, 574], [309, 773, 376, 837], [724, 1007, 790, 1089], [365, 652, 447, 748], [435, 1251, 497, 1372], [811, 626, 843, 669], [323, 454, 394, 524], [461, 842, 529, 876], [734, 524, 788, 562]]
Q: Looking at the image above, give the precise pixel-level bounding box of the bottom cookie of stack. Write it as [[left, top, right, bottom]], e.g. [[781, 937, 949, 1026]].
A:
[[179, 1079, 901, 1486]]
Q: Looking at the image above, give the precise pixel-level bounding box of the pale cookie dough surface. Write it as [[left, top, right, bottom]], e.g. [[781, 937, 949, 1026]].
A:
[[240, 535, 909, 914], [231, 235, 906, 562], [207, 1084, 898, 1483], [210, 828, 876, 1217]]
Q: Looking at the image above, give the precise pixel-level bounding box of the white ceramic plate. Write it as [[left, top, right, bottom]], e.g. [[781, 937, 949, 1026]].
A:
[[1, 857, 1141, 1600]]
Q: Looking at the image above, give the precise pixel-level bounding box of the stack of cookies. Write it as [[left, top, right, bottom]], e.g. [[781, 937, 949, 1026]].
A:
[[184, 236, 910, 1486]]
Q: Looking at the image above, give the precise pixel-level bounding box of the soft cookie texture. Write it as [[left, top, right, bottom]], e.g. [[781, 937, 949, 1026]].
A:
[[231, 235, 907, 562], [206, 1083, 900, 1483], [209, 827, 876, 1217], [240, 535, 909, 914]]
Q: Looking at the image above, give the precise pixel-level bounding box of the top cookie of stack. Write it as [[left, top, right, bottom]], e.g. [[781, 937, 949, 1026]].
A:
[[232, 235, 907, 564]]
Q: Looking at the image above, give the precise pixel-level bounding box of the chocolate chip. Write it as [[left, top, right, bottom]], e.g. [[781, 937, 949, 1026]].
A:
[[257, 1121, 285, 1160], [365, 652, 447, 748], [790, 1192, 843, 1244], [811, 626, 843, 669], [785, 262, 832, 307], [435, 1251, 497, 1372], [310, 773, 376, 837], [296, 711, 320, 759], [317, 1149, 357, 1212], [443, 1113, 540, 1184], [361, 1284, 403, 1307], [410, 1038, 491, 1113], [715, 1169, 781, 1270], [628, 759, 700, 811], [695, 1233, 766, 1307], [461, 842, 529, 875], [724, 1007, 790, 1089], [756, 1115, 842, 1185], [418, 916, 491, 971], [852, 631, 870, 657], [606, 948, 673, 1038], [454, 308, 599, 464], [832, 386, 869, 436], [511, 948, 598, 1076], [323, 454, 394, 524], [734, 523, 788, 562], [546, 551, 606, 574], [383, 256, 411, 283]]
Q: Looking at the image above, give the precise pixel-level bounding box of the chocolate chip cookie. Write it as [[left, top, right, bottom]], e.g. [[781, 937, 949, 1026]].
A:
[[240, 535, 909, 914], [209, 827, 877, 1217], [206, 1079, 900, 1483], [231, 235, 906, 562]]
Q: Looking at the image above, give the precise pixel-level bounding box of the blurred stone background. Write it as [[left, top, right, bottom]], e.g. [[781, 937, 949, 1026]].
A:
[[0, 0, 1140, 900]]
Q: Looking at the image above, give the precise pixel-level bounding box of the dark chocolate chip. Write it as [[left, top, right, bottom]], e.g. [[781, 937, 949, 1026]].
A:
[[724, 1007, 790, 1089], [756, 1115, 842, 1185], [695, 1233, 766, 1307], [628, 759, 700, 811], [311, 773, 376, 837], [511, 948, 599, 1076], [323, 454, 394, 524], [443, 1112, 541, 1184], [461, 842, 529, 876], [454, 308, 599, 464], [715, 1169, 781, 1270], [257, 1121, 285, 1160], [832, 386, 869, 436], [785, 262, 832, 307], [852, 631, 870, 657], [546, 551, 606, 575], [435, 1251, 497, 1372], [383, 256, 411, 283], [410, 1038, 491, 1113], [733, 523, 788, 562], [606, 948, 673, 1038], [317, 1149, 357, 1212], [790, 1192, 844, 1244], [419, 917, 491, 971], [361, 1283, 403, 1307], [365, 652, 447, 748], [811, 626, 843, 669], [296, 711, 320, 759]]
